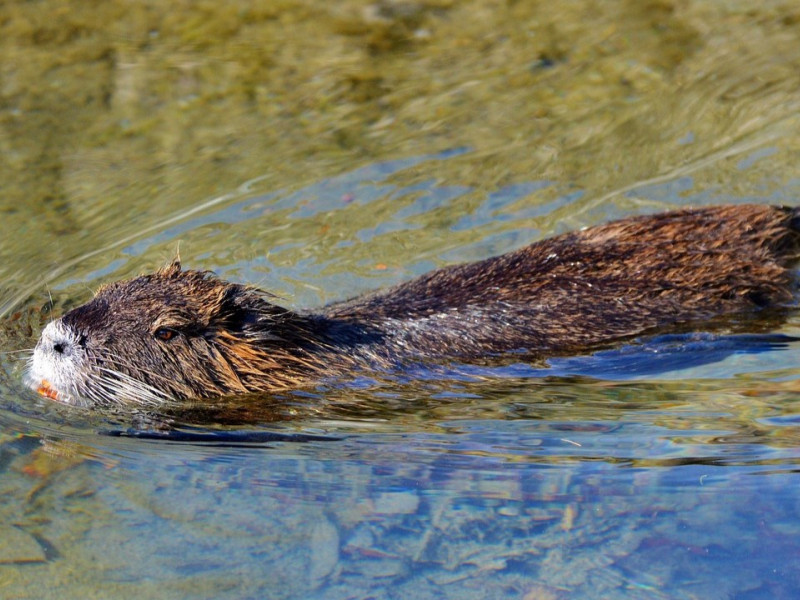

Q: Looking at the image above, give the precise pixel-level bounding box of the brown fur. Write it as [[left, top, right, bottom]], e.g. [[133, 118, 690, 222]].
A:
[[35, 204, 800, 403]]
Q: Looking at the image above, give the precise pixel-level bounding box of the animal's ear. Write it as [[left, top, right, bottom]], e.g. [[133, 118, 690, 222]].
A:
[[158, 258, 182, 278], [211, 284, 292, 336]]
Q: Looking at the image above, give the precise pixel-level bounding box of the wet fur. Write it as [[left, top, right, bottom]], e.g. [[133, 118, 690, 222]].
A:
[[31, 204, 800, 403]]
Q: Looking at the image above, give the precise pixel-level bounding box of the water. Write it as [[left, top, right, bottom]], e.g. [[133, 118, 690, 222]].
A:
[[4, 1, 800, 598]]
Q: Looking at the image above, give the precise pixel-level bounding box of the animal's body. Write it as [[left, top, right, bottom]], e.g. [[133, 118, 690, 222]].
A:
[[28, 204, 800, 406]]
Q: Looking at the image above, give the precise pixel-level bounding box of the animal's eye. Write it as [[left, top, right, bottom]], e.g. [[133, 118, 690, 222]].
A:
[[154, 327, 178, 342]]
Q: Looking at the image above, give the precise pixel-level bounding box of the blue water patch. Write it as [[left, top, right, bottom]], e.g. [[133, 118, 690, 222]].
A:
[[282, 148, 472, 219], [625, 176, 695, 203], [545, 333, 800, 379], [450, 181, 553, 231], [737, 146, 778, 171], [391, 180, 468, 220], [420, 333, 800, 383], [5, 418, 795, 600]]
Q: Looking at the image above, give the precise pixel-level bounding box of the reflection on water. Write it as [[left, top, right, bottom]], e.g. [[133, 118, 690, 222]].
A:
[[4, 0, 800, 598], [2, 382, 800, 599]]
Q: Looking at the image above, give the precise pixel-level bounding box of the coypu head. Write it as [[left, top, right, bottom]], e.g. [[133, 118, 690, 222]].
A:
[[27, 261, 316, 407]]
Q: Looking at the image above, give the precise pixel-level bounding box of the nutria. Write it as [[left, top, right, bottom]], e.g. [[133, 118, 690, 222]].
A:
[[27, 204, 800, 407]]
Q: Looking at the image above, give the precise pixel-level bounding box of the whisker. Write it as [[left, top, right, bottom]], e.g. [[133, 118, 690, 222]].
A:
[[0, 348, 36, 356], [83, 378, 144, 409], [91, 350, 177, 386], [94, 367, 172, 406]]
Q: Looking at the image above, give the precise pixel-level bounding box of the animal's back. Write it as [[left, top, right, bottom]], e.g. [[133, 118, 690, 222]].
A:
[[325, 204, 800, 357]]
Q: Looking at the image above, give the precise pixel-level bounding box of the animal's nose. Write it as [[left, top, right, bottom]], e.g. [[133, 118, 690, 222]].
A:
[[39, 321, 76, 357]]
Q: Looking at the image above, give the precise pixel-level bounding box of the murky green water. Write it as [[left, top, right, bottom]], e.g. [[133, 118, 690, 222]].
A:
[[3, 1, 800, 598]]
